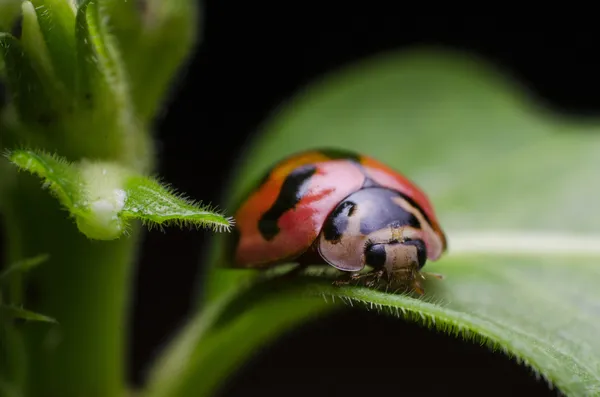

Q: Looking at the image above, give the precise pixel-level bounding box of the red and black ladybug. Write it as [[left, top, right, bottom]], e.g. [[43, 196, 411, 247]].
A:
[[230, 148, 447, 294]]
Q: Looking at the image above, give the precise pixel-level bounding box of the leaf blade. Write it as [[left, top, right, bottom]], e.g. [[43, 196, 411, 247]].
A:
[[5, 149, 82, 211], [172, 48, 600, 397], [99, 0, 199, 122], [5, 148, 234, 239], [122, 175, 234, 233], [0, 32, 55, 126], [31, 0, 77, 92]]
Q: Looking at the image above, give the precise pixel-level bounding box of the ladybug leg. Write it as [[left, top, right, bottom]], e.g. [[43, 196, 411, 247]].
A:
[[366, 269, 386, 287], [353, 269, 384, 288], [422, 272, 444, 280], [411, 273, 426, 296], [332, 270, 365, 286], [413, 272, 444, 295], [332, 269, 384, 287], [331, 272, 354, 286]]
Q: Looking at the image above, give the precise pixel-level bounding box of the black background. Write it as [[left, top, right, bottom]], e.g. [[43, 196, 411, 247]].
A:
[[133, 8, 598, 397], [5, 4, 600, 397]]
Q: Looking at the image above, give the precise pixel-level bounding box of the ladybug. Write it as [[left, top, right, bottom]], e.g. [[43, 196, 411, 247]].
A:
[[230, 148, 447, 294]]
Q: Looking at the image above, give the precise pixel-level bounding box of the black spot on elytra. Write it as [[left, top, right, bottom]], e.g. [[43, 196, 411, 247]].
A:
[[365, 243, 387, 269], [322, 201, 356, 242], [399, 193, 435, 232], [258, 164, 317, 241], [11, 14, 23, 39], [237, 148, 362, 216], [257, 148, 360, 190], [403, 239, 427, 269], [228, 158, 291, 219]]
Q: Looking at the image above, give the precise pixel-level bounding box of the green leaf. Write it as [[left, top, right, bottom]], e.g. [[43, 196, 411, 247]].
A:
[[123, 175, 235, 233], [1, 305, 57, 323], [6, 149, 82, 211], [0, 1, 70, 127], [20, 1, 55, 87], [73, 0, 101, 107], [5, 149, 234, 239], [0, 0, 21, 32], [0, 0, 153, 170], [30, 0, 77, 92], [145, 49, 600, 397], [0, 254, 49, 281], [99, 0, 199, 122], [78, 0, 129, 108], [0, 32, 56, 127], [71, 0, 153, 171]]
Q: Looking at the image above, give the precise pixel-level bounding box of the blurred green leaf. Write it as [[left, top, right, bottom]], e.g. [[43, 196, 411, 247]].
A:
[[0, 0, 153, 168], [71, 0, 153, 171], [146, 49, 600, 397], [0, 254, 49, 281], [78, 0, 128, 108], [31, 0, 77, 92], [0, 380, 21, 397], [100, 0, 199, 122], [1, 305, 57, 323], [73, 0, 136, 137], [5, 149, 234, 240], [0, 0, 21, 32], [6, 149, 83, 210], [0, 32, 56, 127], [20, 1, 55, 85], [73, 0, 99, 107]]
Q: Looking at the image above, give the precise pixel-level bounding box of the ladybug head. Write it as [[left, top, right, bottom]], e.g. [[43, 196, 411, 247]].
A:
[[364, 236, 427, 274], [318, 219, 428, 275]]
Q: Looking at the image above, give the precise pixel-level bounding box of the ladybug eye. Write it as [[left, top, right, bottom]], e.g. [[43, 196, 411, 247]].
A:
[[402, 239, 427, 269], [364, 243, 387, 268]]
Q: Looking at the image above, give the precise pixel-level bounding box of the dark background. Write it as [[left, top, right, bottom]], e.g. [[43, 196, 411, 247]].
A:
[[5, 4, 600, 396], [132, 8, 599, 397]]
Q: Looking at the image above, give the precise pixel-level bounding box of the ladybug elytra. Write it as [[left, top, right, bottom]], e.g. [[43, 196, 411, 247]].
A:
[[230, 148, 447, 294]]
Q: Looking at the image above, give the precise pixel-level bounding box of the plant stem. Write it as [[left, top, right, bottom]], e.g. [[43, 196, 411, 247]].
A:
[[144, 276, 336, 397], [4, 174, 142, 397]]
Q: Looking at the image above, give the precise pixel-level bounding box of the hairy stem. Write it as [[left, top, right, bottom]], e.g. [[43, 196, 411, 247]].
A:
[[4, 173, 141, 397]]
